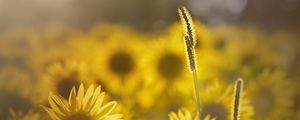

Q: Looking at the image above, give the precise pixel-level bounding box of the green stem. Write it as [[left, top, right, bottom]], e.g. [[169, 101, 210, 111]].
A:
[[192, 70, 201, 120]]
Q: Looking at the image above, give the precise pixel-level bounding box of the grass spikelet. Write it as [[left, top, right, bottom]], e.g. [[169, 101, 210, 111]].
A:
[[178, 6, 196, 48], [178, 6, 197, 71], [232, 78, 243, 120], [178, 6, 201, 120], [184, 35, 196, 71]]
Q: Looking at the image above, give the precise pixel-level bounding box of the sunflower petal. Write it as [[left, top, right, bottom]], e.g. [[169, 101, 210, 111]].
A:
[[90, 93, 105, 115], [69, 86, 77, 112], [77, 83, 85, 110], [96, 101, 117, 119], [83, 84, 94, 110], [103, 114, 123, 120], [48, 94, 66, 116], [41, 106, 62, 120]]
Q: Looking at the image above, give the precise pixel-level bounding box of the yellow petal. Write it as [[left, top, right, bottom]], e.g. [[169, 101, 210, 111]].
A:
[[77, 83, 85, 110], [90, 93, 105, 115], [41, 105, 62, 120], [96, 101, 117, 119], [48, 94, 65, 116], [83, 84, 94, 110], [69, 86, 77, 112]]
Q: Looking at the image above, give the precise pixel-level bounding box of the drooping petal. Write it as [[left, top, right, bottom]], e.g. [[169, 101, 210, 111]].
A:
[[48, 94, 66, 116], [41, 106, 62, 120], [96, 101, 117, 119]]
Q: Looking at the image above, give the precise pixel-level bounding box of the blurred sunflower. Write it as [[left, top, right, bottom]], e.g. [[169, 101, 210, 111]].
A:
[[192, 79, 254, 120], [248, 70, 294, 120], [143, 32, 187, 82], [94, 37, 146, 95], [208, 24, 282, 83], [168, 108, 214, 120], [8, 109, 41, 120], [42, 83, 123, 120], [100, 39, 143, 79], [166, 21, 216, 81], [141, 33, 195, 112], [144, 21, 216, 83], [0, 67, 36, 119], [37, 59, 94, 101]]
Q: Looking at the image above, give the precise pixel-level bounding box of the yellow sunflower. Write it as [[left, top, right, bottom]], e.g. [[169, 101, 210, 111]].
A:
[[42, 83, 123, 120], [207, 24, 284, 83], [140, 21, 215, 112], [99, 39, 143, 79], [93, 35, 146, 95], [187, 79, 254, 120], [248, 69, 294, 120], [142, 30, 188, 83], [125, 75, 165, 110], [144, 21, 216, 83], [141, 32, 196, 112], [37, 59, 94, 103], [169, 108, 215, 120], [165, 21, 216, 81]]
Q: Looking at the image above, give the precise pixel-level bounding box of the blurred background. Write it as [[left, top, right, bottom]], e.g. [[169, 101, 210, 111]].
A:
[[0, 0, 299, 120], [0, 0, 299, 33]]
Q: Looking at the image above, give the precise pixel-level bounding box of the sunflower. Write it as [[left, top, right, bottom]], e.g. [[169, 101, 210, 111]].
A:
[[42, 83, 123, 120], [207, 24, 282, 83], [0, 67, 36, 119], [248, 69, 294, 120], [168, 108, 214, 120], [37, 59, 94, 102], [141, 32, 195, 112], [144, 21, 215, 82], [93, 34, 146, 95], [188, 79, 254, 120], [160, 21, 226, 82], [98, 39, 143, 78], [142, 28, 188, 82]]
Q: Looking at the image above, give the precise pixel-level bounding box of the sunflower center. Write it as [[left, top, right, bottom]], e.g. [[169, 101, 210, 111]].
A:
[[57, 77, 80, 98], [241, 54, 259, 66], [201, 102, 228, 120], [195, 38, 202, 50], [0, 92, 31, 118], [294, 95, 300, 110], [158, 53, 184, 80], [214, 39, 226, 50], [220, 69, 239, 83], [252, 88, 275, 116], [109, 51, 134, 76], [64, 113, 92, 120]]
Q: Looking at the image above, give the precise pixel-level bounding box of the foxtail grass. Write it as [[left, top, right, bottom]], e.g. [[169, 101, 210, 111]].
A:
[[178, 6, 201, 120], [232, 78, 243, 120]]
